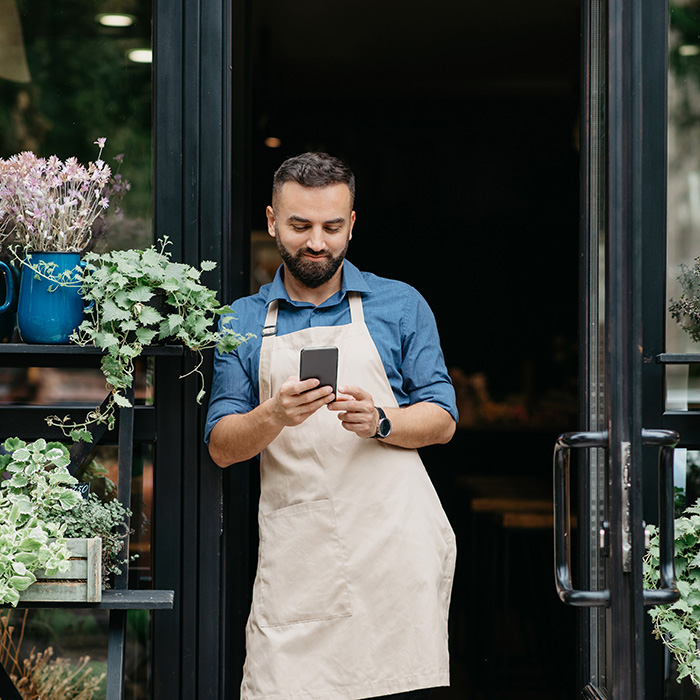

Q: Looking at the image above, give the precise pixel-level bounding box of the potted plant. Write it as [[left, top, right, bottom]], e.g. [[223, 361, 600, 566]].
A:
[[45, 237, 251, 442], [644, 499, 700, 688], [0, 139, 129, 343], [0, 437, 131, 606]]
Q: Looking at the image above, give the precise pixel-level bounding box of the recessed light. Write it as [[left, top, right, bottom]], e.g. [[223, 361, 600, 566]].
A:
[[679, 44, 700, 56], [97, 13, 136, 27], [127, 48, 152, 64]]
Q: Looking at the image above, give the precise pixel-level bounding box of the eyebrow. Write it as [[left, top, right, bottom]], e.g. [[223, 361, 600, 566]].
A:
[[287, 215, 346, 224]]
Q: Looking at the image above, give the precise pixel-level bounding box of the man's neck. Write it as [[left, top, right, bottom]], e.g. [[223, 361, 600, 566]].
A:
[[282, 264, 344, 306]]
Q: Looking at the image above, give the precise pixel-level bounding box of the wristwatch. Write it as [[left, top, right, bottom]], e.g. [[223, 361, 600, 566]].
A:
[[372, 406, 392, 439]]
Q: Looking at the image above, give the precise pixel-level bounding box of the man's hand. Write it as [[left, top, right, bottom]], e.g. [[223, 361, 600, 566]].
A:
[[270, 376, 336, 427], [208, 376, 334, 467], [328, 385, 378, 438], [328, 385, 456, 448]]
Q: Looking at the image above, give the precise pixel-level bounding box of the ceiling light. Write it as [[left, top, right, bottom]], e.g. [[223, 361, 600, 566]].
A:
[[96, 13, 136, 27], [679, 44, 700, 56], [265, 137, 282, 148], [127, 48, 152, 64]]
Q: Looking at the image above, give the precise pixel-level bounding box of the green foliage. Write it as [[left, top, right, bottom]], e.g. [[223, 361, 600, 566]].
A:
[[644, 499, 700, 686], [47, 237, 252, 441], [0, 438, 131, 604], [43, 493, 130, 581], [669, 258, 700, 343], [0, 438, 74, 606]]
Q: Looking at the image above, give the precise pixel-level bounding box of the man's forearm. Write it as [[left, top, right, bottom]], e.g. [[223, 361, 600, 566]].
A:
[[208, 401, 284, 467], [380, 402, 456, 449]]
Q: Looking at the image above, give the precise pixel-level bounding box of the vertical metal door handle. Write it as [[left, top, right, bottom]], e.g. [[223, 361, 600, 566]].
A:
[[554, 431, 610, 606], [641, 429, 680, 606], [554, 429, 680, 608]]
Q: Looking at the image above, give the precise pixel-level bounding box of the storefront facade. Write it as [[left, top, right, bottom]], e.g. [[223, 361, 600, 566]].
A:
[[3, 1, 700, 698]]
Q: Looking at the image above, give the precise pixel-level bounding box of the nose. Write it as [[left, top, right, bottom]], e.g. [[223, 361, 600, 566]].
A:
[[306, 226, 326, 252]]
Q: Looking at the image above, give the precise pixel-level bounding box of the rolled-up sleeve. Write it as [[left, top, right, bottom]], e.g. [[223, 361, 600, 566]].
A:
[[400, 290, 458, 422], [204, 315, 260, 444]]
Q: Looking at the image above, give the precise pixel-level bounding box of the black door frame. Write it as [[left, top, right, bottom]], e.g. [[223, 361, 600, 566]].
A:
[[577, 0, 676, 697], [151, 1, 252, 698]]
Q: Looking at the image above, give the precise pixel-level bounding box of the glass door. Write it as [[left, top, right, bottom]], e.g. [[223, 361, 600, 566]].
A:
[[555, 1, 682, 698]]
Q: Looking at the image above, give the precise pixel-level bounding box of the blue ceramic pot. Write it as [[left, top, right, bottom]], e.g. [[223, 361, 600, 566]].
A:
[[17, 252, 86, 344], [0, 260, 19, 342]]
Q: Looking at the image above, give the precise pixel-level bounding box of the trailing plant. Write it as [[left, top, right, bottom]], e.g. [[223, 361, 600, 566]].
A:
[[644, 498, 700, 687], [0, 438, 131, 602], [47, 237, 251, 442], [669, 258, 700, 343]]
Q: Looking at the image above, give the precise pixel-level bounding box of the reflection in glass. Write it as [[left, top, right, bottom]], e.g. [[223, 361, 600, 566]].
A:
[[666, 3, 700, 417], [0, 0, 153, 252], [0, 3, 153, 699], [667, 2, 700, 356]]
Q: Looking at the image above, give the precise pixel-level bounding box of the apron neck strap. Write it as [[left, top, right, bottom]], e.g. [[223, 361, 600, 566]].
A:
[[348, 292, 364, 323], [262, 300, 279, 338]]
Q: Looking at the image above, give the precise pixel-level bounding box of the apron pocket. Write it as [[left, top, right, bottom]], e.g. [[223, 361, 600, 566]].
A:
[[258, 499, 353, 627]]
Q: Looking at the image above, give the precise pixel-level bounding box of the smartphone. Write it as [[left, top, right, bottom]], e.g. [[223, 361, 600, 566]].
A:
[[299, 346, 338, 394]]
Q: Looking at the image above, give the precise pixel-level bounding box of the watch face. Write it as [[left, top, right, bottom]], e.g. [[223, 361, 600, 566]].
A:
[[378, 417, 391, 438]]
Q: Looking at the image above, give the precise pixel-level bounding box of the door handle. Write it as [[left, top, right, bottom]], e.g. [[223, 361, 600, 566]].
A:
[[554, 430, 610, 606], [553, 429, 680, 607], [641, 429, 680, 606]]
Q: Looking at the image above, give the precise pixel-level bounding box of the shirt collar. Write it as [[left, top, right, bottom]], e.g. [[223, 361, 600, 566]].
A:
[[266, 260, 370, 308]]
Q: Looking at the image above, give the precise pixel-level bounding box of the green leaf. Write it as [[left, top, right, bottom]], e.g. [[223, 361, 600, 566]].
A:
[[137, 305, 164, 326], [165, 314, 184, 334], [12, 448, 30, 462], [120, 319, 138, 332], [57, 489, 81, 510], [200, 260, 217, 271], [113, 392, 133, 408], [135, 328, 157, 345], [127, 286, 154, 303], [69, 428, 94, 444], [102, 299, 131, 323], [9, 574, 36, 592], [3, 438, 25, 452]]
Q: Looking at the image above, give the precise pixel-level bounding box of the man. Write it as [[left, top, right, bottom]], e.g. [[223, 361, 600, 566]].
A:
[[206, 152, 457, 700]]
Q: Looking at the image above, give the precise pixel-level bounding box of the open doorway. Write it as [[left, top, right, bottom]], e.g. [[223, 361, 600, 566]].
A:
[[248, 2, 581, 697]]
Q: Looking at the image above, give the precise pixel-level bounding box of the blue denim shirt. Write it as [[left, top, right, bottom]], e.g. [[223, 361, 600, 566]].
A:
[[204, 260, 457, 443]]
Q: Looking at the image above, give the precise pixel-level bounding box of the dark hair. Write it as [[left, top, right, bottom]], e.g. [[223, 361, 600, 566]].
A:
[[272, 152, 355, 205]]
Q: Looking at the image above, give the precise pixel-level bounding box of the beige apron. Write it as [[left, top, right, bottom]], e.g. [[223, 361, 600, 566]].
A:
[[241, 292, 456, 700]]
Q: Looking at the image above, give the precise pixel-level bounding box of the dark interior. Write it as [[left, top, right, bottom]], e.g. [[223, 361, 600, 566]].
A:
[[250, 2, 581, 698]]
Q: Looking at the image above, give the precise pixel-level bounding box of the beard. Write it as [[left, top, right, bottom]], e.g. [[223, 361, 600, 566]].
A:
[[276, 233, 349, 289]]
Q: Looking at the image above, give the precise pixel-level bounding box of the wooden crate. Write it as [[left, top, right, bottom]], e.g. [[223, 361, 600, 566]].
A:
[[19, 537, 102, 603]]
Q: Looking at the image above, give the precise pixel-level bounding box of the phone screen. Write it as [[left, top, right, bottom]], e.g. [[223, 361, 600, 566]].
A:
[[299, 346, 338, 393]]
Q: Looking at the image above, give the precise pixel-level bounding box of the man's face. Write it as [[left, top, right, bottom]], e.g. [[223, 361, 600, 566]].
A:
[[267, 182, 355, 289]]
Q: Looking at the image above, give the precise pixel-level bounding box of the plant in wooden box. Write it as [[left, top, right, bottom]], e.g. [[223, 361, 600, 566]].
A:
[[643, 499, 700, 687], [0, 438, 130, 605], [46, 236, 251, 442], [0, 139, 129, 343]]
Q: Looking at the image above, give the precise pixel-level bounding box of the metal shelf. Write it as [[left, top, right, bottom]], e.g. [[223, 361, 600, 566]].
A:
[[656, 353, 700, 364], [0, 344, 175, 700]]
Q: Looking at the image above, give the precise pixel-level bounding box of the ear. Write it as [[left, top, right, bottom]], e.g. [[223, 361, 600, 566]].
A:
[[348, 211, 356, 241], [266, 205, 276, 237]]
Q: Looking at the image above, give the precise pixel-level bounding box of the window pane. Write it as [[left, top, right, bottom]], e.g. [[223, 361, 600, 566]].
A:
[[666, 2, 700, 411], [0, 0, 153, 251], [0, 3, 153, 699]]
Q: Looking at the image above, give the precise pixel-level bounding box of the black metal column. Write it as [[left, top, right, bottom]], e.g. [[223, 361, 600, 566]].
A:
[[152, 0, 251, 698], [607, 0, 646, 696]]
